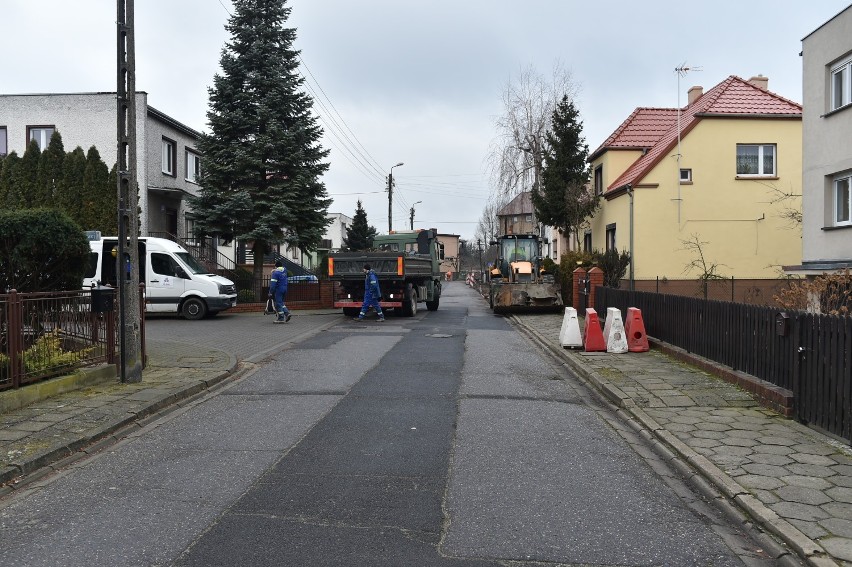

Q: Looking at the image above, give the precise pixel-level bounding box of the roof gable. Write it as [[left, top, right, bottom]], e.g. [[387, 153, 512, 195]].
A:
[[606, 76, 802, 192]]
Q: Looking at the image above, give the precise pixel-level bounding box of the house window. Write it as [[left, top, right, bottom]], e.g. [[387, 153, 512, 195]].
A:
[[680, 168, 692, 183], [736, 144, 775, 176], [583, 232, 592, 252], [27, 126, 55, 150], [186, 150, 200, 183], [835, 173, 852, 226], [162, 137, 176, 176], [594, 165, 603, 195], [0, 126, 6, 156], [831, 57, 852, 111], [526, 214, 532, 222], [605, 224, 616, 251]]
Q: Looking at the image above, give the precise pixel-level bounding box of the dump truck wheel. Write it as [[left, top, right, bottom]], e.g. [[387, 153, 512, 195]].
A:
[[402, 284, 417, 317], [426, 297, 439, 311]]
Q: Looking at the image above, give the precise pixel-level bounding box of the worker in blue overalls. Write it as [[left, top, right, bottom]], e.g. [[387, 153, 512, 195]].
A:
[[268, 259, 292, 323], [354, 263, 385, 322]]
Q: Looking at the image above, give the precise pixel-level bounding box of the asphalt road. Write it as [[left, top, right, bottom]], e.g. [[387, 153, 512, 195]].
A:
[[0, 285, 784, 566]]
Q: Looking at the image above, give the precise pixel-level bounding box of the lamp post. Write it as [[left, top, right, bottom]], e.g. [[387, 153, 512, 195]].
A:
[[409, 201, 422, 230], [388, 162, 404, 232]]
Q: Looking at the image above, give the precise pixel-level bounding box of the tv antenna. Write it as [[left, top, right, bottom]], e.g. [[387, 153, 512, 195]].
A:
[[673, 63, 702, 224]]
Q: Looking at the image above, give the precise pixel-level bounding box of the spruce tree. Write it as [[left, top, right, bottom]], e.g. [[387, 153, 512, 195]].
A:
[[190, 0, 331, 295], [532, 95, 599, 246], [37, 131, 66, 203], [342, 200, 377, 251]]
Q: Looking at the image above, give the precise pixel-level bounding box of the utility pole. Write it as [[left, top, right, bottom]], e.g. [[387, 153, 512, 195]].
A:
[[387, 162, 403, 232], [116, 0, 142, 382], [409, 200, 421, 230], [477, 238, 483, 280]]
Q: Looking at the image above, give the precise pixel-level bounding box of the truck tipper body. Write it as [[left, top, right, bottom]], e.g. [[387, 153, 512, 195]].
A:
[[328, 229, 443, 317]]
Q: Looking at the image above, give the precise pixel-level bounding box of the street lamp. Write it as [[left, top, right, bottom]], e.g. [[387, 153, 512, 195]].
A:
[[388, 162, 404, 232], [409, 201, 422, 230]]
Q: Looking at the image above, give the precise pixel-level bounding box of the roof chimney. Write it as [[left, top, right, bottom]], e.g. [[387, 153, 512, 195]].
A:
[[748, 75, 768, 90], [687, 85, 703, 106]]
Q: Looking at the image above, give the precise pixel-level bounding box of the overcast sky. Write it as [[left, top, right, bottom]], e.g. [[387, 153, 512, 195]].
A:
[[3, 1, 850, 241]]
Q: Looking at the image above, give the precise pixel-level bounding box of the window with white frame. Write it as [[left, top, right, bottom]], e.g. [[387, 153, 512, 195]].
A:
[[27, 126, 55, 150], [594, 165, 603, 195], [162, 137, 176, 176], [835, 173, 851, 226], [736, 144, 775, 176], [831, 57, 852, 111], [186, 150, 200, 183], [0, 127, 6, 156], [680, 168, 692, 183]]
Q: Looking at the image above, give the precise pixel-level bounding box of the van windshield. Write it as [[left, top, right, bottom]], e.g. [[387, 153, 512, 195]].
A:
[[175, 252, 208, 275]]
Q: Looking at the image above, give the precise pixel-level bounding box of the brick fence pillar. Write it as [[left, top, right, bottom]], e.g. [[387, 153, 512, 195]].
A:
[[587, 267, 604, 311], [572, 267, 587, 308]]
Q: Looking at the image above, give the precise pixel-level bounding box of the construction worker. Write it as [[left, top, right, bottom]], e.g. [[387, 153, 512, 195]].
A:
[[354, 263, 385, 322], [268, 259, 292, 323]]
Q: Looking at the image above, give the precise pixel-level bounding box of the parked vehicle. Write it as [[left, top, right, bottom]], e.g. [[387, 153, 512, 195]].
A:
[[488, 233, 562, 313], [83, 237, 238, 320], [327, 229, 443, 317]]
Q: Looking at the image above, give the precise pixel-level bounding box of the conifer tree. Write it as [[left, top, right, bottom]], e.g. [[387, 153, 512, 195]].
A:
[[190, 0, 331, 294], [532, 95, 599, 246], [37, 131, 65, 203], [342, 200, 378, 251], [60, 147, 87, 225], [16, 140, 42, 209], [0, 152, 18, 208], [81, 146, 111, 231]]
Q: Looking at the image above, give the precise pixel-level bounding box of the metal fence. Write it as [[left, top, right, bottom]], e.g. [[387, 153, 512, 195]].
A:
[[597, 287, 852, 442], [0, 289, 117, 391]]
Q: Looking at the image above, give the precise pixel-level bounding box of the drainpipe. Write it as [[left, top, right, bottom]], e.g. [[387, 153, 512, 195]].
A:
[[627, 183, 635, 292]]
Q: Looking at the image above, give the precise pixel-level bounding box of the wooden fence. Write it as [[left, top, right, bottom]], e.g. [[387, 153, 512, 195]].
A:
[[597, 287, 852, 442]]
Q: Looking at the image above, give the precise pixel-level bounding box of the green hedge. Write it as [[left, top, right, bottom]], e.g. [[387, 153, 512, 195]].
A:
[[0, 209, 89, 292]]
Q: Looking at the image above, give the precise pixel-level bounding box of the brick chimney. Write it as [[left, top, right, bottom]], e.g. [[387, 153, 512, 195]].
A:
[[687, 85, 703, 106], [748, 75, 768, 90]]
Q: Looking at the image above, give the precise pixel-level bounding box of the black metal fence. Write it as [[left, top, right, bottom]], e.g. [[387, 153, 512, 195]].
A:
[[597, 287, 852, 442], [0, 289, 117, 391]]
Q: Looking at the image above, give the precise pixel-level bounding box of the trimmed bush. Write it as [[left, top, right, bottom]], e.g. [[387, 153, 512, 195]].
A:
[[0, 209, 90, 292]]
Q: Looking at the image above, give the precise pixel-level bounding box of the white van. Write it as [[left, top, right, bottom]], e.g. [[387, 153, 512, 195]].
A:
[[84, 237, 238, 320]]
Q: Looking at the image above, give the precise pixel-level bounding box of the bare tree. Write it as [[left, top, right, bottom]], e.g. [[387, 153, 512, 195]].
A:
[[475, 196, 505, 244], [680, 233, 729, 299], [487, 62, 578, 199]]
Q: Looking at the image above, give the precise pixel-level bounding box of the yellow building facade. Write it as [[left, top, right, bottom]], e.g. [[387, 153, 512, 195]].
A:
[[586, 76, 802, 282]]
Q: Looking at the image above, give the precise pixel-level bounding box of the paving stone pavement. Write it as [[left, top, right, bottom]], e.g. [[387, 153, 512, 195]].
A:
[[514, 311, 852, 567], [2, 303, 852, 566]]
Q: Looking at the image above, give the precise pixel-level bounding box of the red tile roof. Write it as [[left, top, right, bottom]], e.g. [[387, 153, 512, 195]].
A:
[[601, 76, 802, 193], [589, 107, 679, 160]]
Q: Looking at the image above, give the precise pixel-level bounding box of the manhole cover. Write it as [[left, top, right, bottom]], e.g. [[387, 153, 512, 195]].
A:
[[425, 333, 453, 338]]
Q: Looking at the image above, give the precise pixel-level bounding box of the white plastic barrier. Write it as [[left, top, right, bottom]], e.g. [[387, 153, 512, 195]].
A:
[[559, 307, 583, 348], [604, 307, 628, 353]]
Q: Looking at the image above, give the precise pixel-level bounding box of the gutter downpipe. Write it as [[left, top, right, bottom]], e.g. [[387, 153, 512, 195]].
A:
[[627, 183, 634, 292]]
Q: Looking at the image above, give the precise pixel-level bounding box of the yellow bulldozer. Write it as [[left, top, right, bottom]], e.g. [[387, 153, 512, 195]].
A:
[[488, 234, 563, 313]]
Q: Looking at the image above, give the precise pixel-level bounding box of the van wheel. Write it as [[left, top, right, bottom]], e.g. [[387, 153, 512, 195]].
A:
[[182, 297, 207, 320]]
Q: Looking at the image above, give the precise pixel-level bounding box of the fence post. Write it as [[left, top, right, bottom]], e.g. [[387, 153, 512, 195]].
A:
[[8, 289, 23, 388], [139, 284, 146, 370], [572, 267, 587, 309], [587, 267, 605, 311]]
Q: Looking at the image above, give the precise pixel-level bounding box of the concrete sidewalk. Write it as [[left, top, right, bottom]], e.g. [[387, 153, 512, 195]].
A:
[[513, 312, 852, 567]]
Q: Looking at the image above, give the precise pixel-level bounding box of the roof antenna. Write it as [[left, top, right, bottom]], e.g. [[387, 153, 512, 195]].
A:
[[673, 63, 702, 225]]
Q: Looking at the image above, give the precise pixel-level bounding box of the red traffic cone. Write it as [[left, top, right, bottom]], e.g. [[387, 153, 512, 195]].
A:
[[583, 308, 606, 352], [625, 307, 649, 352]]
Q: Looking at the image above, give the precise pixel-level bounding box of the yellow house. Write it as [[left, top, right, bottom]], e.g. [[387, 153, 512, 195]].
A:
[[586, 75, 802, 285]]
